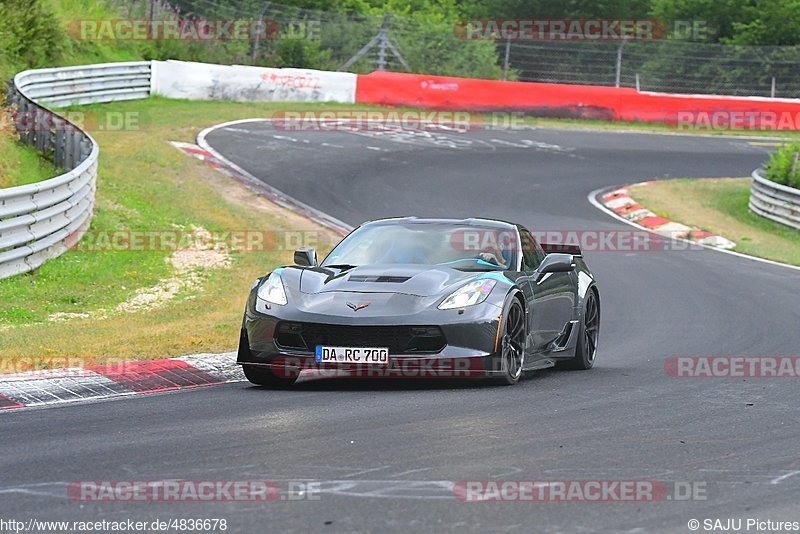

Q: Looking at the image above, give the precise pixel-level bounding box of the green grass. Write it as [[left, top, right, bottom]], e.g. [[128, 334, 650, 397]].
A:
[[0, 130, 58, 188], [0, 97, 365, 367], [44, 0, 146, 65], [632, 178, 800, 266]]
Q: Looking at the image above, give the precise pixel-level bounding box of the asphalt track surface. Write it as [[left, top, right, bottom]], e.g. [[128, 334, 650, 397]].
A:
[[3, 123, 800, 533]]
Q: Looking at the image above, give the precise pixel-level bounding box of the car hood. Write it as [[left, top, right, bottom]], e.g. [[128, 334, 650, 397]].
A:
[[297, 264, 480, 297]]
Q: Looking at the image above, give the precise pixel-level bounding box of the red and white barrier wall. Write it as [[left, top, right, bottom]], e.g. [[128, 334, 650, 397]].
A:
[[148, 61, 800, 129], [356, 71, 623, 121], [355, 71, 800, 130], [151, 60, 357, 103]]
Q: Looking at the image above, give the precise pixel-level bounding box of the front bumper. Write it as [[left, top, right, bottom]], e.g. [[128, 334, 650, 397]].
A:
[[238, 291, 505, 378]]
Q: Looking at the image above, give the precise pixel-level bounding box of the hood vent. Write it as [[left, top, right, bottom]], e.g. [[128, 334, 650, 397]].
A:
[[347, 275, 411, 283]]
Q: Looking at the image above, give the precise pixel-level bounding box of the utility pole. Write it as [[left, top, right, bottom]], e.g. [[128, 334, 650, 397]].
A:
[[502, 37, 511, 81], [251, 3, 272, 65], [149, 0, 156, 38], [615, 38, 627, 88]]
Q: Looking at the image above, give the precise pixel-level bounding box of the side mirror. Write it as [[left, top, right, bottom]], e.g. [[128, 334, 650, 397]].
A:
[[536, 253, 575, 274], [294, 247, 317, 267]]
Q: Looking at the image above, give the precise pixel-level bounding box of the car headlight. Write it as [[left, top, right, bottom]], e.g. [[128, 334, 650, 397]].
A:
[[438, 279, 497, 310], [257, 271, 287, 306]]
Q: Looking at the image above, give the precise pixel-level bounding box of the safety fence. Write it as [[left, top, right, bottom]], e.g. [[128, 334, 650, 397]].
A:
[[129, 0, 800, 98]]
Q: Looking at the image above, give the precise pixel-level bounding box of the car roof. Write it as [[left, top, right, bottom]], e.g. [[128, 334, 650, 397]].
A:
[[361, 216, 518, 231]]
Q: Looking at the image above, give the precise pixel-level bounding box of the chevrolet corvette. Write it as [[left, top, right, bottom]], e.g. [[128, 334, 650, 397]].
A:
[[237, 217, 600, 386]]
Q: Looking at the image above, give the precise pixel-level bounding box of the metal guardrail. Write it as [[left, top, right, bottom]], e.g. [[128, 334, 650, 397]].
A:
[[750, 169, 800, 230], [1, 61, 151, 279]]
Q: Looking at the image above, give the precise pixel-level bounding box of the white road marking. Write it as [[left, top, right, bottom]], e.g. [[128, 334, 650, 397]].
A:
[[770, 471, 800, 485], [341, 466, 391, 478], [312, 479, 456, 500], [391, 467, 434, 478], [490, 139, 574, 152]]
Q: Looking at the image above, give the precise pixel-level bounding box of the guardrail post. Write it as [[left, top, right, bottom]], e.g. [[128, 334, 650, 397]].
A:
[[72, 129, 83, 168], [35, 110, 46, 152], [53, 118, 65, 167], [20, 100, 32, 145], [26, 103, 36, 146], [79, 134, 91, 164], [48, 113, 56, 155]]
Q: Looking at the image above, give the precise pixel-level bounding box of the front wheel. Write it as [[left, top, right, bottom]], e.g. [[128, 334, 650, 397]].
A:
[[558, 289, 599, 370], [243, 365, 298, 388], [489, 297, 526, 386]]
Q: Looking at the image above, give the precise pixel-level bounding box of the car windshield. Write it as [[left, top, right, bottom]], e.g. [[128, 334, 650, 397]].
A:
[[321, 222, 519, 271]]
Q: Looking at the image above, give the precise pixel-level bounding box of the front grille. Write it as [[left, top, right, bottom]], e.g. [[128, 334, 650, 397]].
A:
[[275, 322, 446, 354]]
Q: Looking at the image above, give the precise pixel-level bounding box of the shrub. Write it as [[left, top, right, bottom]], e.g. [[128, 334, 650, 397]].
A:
[[0, 0, 66, 93], [764, 142, 800, 189]]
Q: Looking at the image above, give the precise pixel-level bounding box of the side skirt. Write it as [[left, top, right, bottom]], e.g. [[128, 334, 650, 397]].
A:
[[523, 357, 557, 372]]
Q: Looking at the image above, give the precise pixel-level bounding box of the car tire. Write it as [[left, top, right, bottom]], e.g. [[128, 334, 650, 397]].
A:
[[243, 365, 298, 388], [558, 289, 599, 371], [489, 297, 526, 386]]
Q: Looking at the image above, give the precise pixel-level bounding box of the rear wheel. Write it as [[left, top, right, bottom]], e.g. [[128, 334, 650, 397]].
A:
[[243, 365, 298, 388], [490, 298, 526, 386], [558, 289, 599, 370]]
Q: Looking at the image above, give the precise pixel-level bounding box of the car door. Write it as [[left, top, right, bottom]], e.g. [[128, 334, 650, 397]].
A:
[[518, 226, 575, 350]]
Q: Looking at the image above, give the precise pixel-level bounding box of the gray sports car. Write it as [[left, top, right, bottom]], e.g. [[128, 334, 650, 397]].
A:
[[238, 217, 600, 387]]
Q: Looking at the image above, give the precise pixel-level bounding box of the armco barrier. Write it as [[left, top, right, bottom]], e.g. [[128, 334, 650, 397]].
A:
[[750, 169, 800, 230], [1, 62, 152, 279], [355, 71, 800, 129]]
